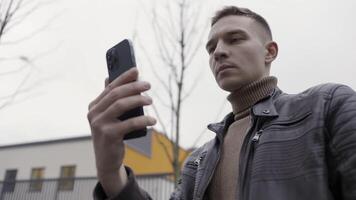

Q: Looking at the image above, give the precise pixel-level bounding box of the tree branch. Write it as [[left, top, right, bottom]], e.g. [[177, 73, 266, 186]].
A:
[[184, 21, 209, 67], [0, 59, 34, 110], [151, 12, 179, 83], [0, 0, 15, 40], [136, 37, 171, 94], [190, 100, 228, 147], [148, 101, 174, 164], [3, 12, 59, 44], [149, 89, 171, 109]]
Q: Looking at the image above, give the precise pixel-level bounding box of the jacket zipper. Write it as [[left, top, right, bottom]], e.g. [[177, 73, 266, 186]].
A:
[[252, 129, 263, 143], [186, 154, 205, 168], [238, 116, 258, 200], [240, 112, 310, 199], [239, 118, 266, 200], [193, 156, 203, 166]]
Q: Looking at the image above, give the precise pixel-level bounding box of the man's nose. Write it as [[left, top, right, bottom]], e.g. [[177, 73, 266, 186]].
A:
[[213, 41, 228, 62]]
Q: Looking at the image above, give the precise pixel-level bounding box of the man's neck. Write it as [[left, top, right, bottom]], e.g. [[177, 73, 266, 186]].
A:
[[227, 76, 277, 120]]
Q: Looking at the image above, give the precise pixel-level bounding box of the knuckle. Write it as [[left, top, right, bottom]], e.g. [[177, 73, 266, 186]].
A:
[[128, 119, 139, 128], [145, 117, 153, 125], [105, 84, 114, 93], [113, 100, 124, 111], [116, 123, 127, 136], [144, 96, 152, 103], [100, 125, 111, 136], [87, 104, 100, 122], [107, 83, 114, 90], [90, 118, 103, 132], [130, 82, 140, 92], [108, 89, 120, 102], [88, 102, 94, 110], [141, 96, 151, 105], [141, 97, 148, 105], [87, 111, 93, 121], [132, 96, 146, 106]]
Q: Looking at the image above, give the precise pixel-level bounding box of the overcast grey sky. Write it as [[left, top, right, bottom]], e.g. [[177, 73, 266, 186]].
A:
[[1, 0, 356, 149]]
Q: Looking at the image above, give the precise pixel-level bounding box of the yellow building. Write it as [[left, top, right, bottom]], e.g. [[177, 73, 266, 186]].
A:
[[124, 129, 191, 175]]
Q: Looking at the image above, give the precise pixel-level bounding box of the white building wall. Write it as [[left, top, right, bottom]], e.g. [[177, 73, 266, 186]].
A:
[[0, 137, 97, 180]]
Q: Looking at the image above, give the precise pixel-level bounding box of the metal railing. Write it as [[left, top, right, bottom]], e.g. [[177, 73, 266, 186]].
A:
[[0, 174, 175, 200]]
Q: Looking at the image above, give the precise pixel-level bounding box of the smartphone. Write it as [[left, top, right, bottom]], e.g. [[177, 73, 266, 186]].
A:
[[106, 39, 147, 140]]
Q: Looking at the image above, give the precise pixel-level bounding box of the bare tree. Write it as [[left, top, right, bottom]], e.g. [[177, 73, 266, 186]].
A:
[[135, 0, 213, 184], [0, 0, 57, 109]]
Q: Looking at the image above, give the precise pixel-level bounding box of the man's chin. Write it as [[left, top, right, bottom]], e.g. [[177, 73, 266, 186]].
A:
[[217, 81, 244, 92]]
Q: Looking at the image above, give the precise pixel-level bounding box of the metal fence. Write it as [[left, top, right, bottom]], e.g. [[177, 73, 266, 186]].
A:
[[0, 174, 175, 200]]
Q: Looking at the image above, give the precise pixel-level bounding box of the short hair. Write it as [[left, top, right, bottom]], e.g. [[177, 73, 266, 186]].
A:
[[211, 6, 272, 39]]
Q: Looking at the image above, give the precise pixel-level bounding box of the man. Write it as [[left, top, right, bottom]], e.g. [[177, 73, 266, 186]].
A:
[[88, 6, 356, 200]]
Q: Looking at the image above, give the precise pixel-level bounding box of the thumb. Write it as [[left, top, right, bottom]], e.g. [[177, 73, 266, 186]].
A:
[[105, 77, 109, 87]]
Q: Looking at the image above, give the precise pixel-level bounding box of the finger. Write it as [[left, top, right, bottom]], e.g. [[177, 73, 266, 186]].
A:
[[110, 68, 138, 88], [92, 81, 151, 114], [105, 78, 109, 87], [103, 95, 152, 119], [89, 68, 138, 109], [115, 116, 157, 139]]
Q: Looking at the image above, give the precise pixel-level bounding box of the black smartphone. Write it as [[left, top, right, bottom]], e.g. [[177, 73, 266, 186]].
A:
[[106, 39, 147, 140]]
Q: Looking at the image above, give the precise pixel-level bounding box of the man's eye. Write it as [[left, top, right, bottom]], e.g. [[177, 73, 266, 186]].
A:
[[230, 37, 242, 43], [207, 47, 215, 54]]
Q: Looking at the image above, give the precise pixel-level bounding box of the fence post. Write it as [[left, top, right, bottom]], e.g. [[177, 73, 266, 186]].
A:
[[54, 179, 60, 200], [0, 184, 3, 200]]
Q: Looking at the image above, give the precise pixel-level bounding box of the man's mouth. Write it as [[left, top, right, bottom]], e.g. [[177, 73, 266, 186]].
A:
[[216, 63, 234, 75]]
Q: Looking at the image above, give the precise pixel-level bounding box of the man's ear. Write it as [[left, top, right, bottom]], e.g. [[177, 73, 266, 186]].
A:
[[265, 41, 278, 65]]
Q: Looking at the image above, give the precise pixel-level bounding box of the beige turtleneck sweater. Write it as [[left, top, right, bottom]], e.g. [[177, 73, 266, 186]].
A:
[[207, 76, 277, 200]]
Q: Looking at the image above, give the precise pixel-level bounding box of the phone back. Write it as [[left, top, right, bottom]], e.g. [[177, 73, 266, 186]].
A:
[[105, 39, 146, 140], [106, 39, 137, 83]]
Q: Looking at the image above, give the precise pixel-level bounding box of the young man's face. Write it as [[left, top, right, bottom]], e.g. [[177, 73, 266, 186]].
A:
[[206, 15, 271, 92]]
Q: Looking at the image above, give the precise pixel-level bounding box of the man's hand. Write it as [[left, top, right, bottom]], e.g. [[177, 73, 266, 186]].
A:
[[87, 68, 156, 197]]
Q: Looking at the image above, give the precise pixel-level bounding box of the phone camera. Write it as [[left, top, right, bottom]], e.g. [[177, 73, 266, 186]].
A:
[[107, 50, 114, 70]]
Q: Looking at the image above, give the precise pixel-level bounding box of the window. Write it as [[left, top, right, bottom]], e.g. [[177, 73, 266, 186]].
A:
[[58, 165, 76, 191], [29, 167, 44, 191], [2, 169, 17, 193]]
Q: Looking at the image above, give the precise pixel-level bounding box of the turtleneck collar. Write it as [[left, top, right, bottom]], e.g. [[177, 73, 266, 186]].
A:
[[227, 76, 278, 120]]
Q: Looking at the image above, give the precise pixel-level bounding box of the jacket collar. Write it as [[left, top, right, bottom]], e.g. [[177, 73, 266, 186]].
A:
[[207, 87, 282, 140]]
